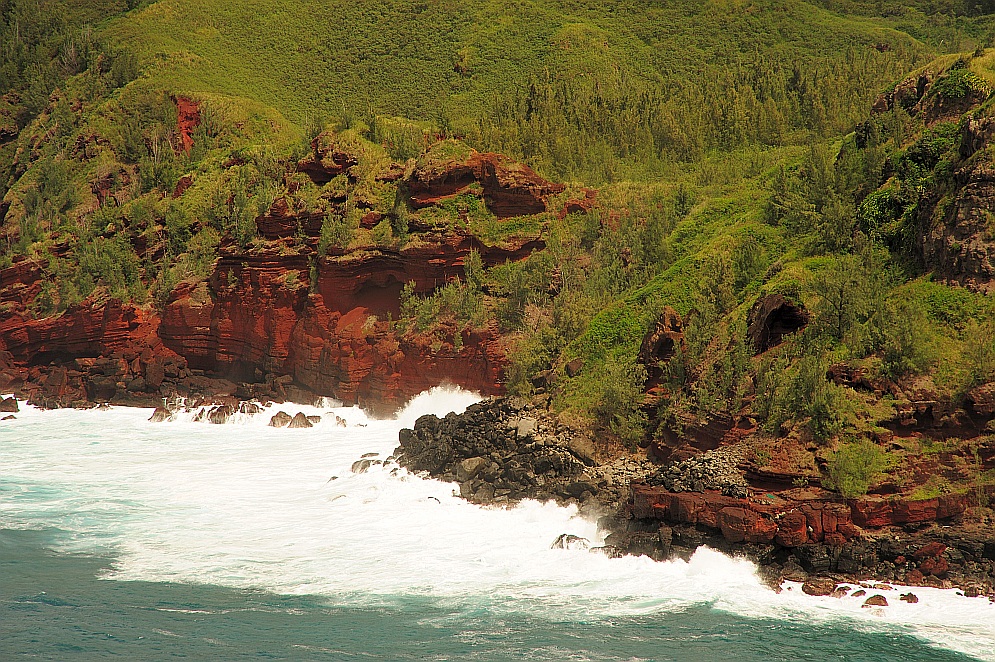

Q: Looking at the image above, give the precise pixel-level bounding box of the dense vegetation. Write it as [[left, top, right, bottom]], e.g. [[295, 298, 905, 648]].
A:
[[4, 0, 995, 498]]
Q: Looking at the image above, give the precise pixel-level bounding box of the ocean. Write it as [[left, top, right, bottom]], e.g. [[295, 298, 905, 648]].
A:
[[2, 387, 992, 661]]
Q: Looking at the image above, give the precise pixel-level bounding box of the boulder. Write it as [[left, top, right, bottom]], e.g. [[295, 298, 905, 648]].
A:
[[2, 414, 15, 420], [775, 511, 809, 547], [0, 396, 18, 412], [862, 594, 889, 607], [567, 435, 598, 465], [550, 534, 590, 551], [239, 402, 262, 415], [288, 412, 313, 428], [306, 415, 321, 424], [514, 417, 537, 438], [802, 577, 837, 596], [913, 542, 947, 560], [456, 456, 489, 482], [207, 404, 235, 424], [900, 592, 919, 603], [918, 556, 949, 578], [351, 459, 372, 474], [149, 406, 172, 423], [269, 411, 292, 427]]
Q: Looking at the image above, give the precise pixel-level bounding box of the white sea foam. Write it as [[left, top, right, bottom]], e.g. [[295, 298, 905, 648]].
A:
[[2, 387, 993, 660]]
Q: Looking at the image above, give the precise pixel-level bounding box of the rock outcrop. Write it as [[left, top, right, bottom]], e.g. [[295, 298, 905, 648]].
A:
[[396, 395, 995, 596], [406, 146, 565, 218], [747, 294, 809, 354], [395, 396, 655, 508], [0, 138, 567, 413], [921, 152, 995, 293]]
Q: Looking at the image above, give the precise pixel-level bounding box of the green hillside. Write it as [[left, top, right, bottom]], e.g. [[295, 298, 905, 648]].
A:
[[98, 0, 946, 181]]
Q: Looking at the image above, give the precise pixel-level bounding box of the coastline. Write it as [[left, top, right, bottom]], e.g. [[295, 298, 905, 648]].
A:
[[392, 394, 995, 602], [6, 388, 995, 603]]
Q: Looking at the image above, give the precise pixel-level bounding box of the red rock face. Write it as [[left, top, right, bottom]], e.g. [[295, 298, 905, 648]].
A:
[[175, 97, 200, 155], [850, 494, 971, 528], [0, 237, 509, 412], [0, 140, 551, 412], [406, 150, 564, 218], [630, 483, 971, 546], [0, 276, 189, 407], [155, 232, 527, 413], [297, 134, 359, 185]]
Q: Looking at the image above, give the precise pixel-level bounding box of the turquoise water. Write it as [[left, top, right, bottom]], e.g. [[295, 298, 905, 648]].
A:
[[0, 528, 974, 661], [2, 392, 991, 661]]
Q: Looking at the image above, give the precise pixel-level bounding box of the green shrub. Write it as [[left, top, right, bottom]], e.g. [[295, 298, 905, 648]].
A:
[[930, 67, 992, 100], [370, 218, 393, 247], [589, 350, 648, 447], [399, 251, 486, 331], [491, 252, 556, 332], [963, 320, 995, 387], [824, 439, 892, 499], [869, 298, 936, 379], [756, 349, 850, 444], [318, 210, 353, 256]]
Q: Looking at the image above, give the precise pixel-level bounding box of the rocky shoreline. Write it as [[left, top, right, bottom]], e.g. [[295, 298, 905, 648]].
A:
[[393, 396, 995, 602]]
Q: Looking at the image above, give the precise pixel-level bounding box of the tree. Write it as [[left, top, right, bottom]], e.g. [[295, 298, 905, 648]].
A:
[[825, 439, 892, 499]]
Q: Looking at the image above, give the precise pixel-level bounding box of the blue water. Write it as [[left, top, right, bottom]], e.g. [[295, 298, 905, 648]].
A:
[[1, 395, 990, 661]]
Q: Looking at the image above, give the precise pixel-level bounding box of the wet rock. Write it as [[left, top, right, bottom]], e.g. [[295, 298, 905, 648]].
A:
[[149, 406, 172, 423], [208, 404, 235, 424], [900, 592, 919, 603], [239, 402, 261, 415], [623, 532, 664, 558], [862, 594, 889, 607], [2, 414, 15, 420], [288, 412, 313, 428], [802, 577, 837, 596], [795, 544, 832, 574], [0, 396, 19, 412], [269, 411, 292, 427], [551, 534, 590, 551], [852, 589, 867, 597], [334, 415, 348, 427], [351, 459, 372, 474], [590, 546, 625, 558], [307, 415, 321, 424]]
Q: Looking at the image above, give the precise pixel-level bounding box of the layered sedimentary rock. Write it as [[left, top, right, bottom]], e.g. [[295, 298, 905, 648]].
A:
[[0, 139, 571, 412], [406, 148, 565, 218]]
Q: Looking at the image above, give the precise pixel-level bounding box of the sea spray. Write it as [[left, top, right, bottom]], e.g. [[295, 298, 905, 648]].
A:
[[1, 388, 993, 660]]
